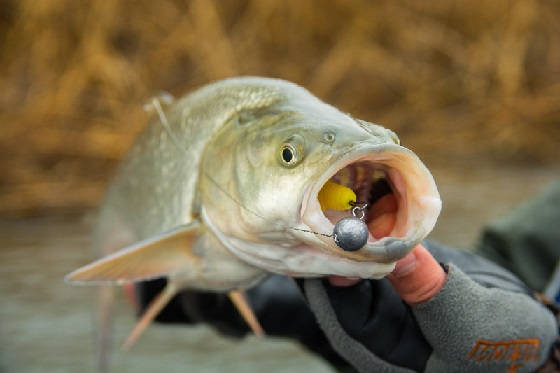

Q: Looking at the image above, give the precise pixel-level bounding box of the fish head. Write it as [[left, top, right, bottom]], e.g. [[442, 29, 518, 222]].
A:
[[199, 80, 441, 279]]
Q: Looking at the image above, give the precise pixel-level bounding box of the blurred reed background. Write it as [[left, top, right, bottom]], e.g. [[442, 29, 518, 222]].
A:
[[1, 0, 559, 218], [1, 2, 560, 372]]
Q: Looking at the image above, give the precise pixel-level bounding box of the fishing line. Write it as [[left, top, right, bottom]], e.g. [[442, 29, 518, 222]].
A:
[[202, 171, 334, 238], [202, 170, 370, 251], [147, 97, 370, 250], [150, 96, 187, 153]]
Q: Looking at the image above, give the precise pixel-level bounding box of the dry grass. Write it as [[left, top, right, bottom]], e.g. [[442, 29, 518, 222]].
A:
[[1, 0, 559, 217]]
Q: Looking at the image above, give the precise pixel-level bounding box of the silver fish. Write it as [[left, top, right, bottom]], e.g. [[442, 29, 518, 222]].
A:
[[66, 77, 441, 368]]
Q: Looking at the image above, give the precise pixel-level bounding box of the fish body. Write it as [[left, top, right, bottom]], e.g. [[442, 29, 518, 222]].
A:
[[66, 77, 441, 366]]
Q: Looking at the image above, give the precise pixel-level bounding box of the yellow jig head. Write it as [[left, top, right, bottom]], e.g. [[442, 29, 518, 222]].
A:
[[318, 181, 357, 211]]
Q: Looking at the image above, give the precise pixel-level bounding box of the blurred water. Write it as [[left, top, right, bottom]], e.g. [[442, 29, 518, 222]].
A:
[[1, 165, 558, 372], [0, 218, 334, 373]]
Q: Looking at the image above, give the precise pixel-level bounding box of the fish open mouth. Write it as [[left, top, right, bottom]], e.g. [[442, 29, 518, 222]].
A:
[[323, 162, 401, 239], [301, 145, 441, 263]]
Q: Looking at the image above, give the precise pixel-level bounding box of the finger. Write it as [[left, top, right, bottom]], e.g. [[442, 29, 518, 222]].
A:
[[387, 244, 446, 305]]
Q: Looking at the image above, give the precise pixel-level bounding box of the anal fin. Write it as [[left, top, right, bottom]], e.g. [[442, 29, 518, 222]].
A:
[[122, 281, 179, 350], [122, 286, 265, 350], [228, 290, 265, 337]]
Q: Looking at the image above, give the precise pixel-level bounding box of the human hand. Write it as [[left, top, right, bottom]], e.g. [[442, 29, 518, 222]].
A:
[[387, 244, 447, 304], [321, 241, 556, 373], [329, 243, 447, 305]]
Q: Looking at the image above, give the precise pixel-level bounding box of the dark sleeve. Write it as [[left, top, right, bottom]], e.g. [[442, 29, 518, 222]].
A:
[[476, 180, 560, 291], [303, 278, 431, 372], [137, 275, 432, 371], [136, 275, 349, 368]]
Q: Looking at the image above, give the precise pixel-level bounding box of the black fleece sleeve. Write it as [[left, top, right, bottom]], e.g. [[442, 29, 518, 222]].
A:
[[321, 279, 431, 371]]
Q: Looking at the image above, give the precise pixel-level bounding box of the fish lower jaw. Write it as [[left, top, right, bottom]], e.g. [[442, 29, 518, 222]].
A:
[[224, 237, 396, 278]]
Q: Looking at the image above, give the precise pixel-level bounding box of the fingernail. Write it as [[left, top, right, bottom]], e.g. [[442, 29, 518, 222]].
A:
[[390, 251, 417, 278]]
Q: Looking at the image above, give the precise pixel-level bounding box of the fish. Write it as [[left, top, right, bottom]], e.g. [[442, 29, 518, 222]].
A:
[[65, 77, 441, 369]]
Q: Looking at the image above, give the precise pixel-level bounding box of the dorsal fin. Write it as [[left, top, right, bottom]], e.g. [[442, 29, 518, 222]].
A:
[[65, 222, 202, 284]]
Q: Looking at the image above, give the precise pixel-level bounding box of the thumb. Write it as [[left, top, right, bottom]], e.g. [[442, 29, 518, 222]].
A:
[[387, 244, 447, 305]]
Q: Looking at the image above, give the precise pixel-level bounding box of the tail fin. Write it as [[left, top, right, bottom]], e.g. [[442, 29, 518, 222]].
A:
[[95, 285, 115, 372]]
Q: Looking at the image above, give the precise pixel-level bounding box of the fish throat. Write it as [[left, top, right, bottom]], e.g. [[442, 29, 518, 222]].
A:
[[319, 161, 401, 244]]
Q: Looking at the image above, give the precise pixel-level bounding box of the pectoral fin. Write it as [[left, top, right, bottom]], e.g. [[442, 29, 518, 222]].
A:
[[65, 222, 202, 284]]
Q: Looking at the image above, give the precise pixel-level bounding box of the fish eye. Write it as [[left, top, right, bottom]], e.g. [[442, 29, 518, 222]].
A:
[[282, 146, 294, 162], [278, 134, 305, 168], [279, 143, 301, 168]]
